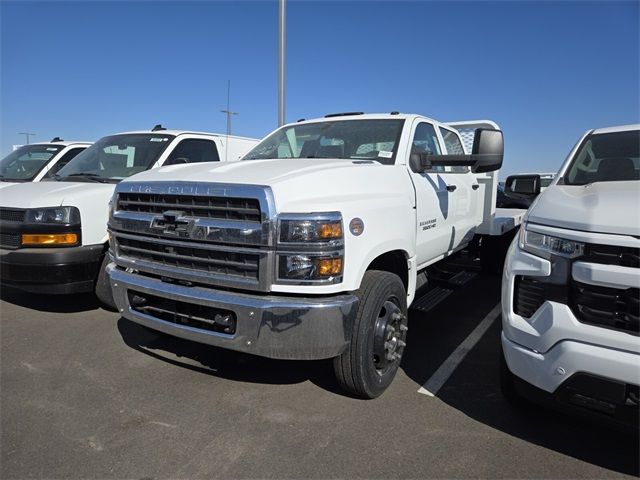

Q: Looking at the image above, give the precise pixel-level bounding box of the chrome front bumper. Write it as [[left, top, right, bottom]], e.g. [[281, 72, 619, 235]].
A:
[[108, 264, 359, 360]]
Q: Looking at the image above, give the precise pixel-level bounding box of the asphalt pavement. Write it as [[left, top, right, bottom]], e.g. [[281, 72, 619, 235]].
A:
[[1, 274, 638, 479]]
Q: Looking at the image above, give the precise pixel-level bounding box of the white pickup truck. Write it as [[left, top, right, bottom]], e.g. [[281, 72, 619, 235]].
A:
[[107, 112, 523, 398], [0, 127, 257, 306], [0, 139, 91, 189], [501, 124, 639, 427]]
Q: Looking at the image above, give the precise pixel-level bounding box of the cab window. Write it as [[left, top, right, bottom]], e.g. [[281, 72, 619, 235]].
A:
[[165, 139, 220, 165], [411, 122, 443, 172], [439, 127, 468, 173]]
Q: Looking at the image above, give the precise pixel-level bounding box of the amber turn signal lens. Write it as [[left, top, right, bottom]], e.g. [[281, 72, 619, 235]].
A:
[[317, 257, 343, 276], [21, 233, 78, 246], [318, 222, 342, 239]]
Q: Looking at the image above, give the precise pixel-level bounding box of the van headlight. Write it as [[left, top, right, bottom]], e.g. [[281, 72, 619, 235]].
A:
[[519, 224, 584, 260], [276, 212, 344, 284], [25, 206, 80, 224]]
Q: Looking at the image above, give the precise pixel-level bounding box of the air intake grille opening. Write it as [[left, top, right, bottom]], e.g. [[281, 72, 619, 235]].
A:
[[583, 244, 640, 269], [570, 282, 639, 335], [128, 290, 236, 334], [0, 209, 25, 222]]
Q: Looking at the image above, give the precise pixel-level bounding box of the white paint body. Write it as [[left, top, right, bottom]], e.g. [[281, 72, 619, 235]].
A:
[[0, 131, 258, 246], [502, 124, 640, 394], [121, 114, 519, 302], [0, 141, 92, 190]]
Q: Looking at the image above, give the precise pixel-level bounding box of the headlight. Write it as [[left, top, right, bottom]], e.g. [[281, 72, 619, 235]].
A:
[[278, 213, 343, 244], [520, 225, 584, 260], [25, 206, 80, 224], [278, 254, 343, 281]]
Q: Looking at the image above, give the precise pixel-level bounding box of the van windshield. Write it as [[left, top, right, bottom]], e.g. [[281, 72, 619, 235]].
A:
[[56, 133, 175, 183], [0, 144, 64, 182], [564, 130, 640, 185], [243, 119, 405, 165]]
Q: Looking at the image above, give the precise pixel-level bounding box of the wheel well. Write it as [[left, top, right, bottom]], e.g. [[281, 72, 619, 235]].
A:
[[366, 250, 409, 291]]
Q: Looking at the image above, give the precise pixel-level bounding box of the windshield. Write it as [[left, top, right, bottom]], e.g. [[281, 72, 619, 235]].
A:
[[56, 133, 175, 183], [243, 119, 405, 165], [0, 144, 64, 182], [564, 130, 640, 185]]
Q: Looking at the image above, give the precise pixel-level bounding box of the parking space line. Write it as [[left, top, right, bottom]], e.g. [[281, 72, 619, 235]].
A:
[[417, 303, 502, 397]]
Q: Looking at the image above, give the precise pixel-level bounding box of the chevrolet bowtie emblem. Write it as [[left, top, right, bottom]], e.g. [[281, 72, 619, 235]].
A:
[[150, 210, 194, 236]]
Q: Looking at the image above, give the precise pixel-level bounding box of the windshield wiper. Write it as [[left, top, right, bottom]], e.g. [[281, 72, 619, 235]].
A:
[[59, 173, 111, 183]]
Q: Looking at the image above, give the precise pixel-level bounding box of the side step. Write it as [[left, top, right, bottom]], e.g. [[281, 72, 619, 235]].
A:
[[447, 270, 477, 287], [410, 287, 453, 313]]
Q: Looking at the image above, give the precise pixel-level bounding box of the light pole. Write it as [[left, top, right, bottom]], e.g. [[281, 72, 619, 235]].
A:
[[19, 132, 36, 144], [278, 0, 286, 126], [220, 80, 238, 162]]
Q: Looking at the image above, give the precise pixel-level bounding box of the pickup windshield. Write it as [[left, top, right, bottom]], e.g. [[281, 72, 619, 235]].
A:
[[55, 133, 175, 183], [0, 144, 64, 182], [243, 119, 405, 165], [564, 130, 640, 185]]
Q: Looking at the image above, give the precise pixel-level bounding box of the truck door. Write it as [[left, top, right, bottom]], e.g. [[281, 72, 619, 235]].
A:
[[408, 120, 459, 265], [438, 126, 480, 249]]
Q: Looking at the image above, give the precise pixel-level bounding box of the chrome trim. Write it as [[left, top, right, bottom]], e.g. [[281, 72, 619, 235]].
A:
[[109, 264, 358, 360]]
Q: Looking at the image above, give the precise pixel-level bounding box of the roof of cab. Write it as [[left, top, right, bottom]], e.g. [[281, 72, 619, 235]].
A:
[[29, 141, 92, 147], [115, 130, 257, 141], [592, 124, 640, 134], [289, 113, 428, 126]]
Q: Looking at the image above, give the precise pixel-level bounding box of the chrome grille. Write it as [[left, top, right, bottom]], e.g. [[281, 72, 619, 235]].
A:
[[117, 235, 259, 281], [117, 192, 261, 222], [110, 182, 275, 292]]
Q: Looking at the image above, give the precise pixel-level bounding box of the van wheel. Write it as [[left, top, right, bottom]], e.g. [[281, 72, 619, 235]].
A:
[[95, 254, 117, 311], [333, 270, 408, 399]]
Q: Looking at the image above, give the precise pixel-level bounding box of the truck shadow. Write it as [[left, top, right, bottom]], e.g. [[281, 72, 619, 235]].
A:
[[0, 286, 100, 313], [116, 317, 352, 397], [401, 280, 639, 477]]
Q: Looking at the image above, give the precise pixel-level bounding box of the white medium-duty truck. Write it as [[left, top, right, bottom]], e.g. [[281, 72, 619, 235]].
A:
[[0, 127, 257, 306], [107, 112, 522, 398], [501, 124, 639, 427]]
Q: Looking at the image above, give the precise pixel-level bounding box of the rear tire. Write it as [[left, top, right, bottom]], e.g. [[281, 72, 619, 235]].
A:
[[95, 253, 117, 311], [333, 270, 408, 399]]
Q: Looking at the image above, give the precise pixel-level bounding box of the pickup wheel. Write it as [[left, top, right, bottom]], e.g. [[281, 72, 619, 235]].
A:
[[333, 270, 408, 399], [95, 254, 117, 311]]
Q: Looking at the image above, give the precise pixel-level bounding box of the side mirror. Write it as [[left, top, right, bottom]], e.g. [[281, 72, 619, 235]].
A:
[[165, 157, 189, 166], [414, 128, 504, 173], [504, 174, 541, 198]]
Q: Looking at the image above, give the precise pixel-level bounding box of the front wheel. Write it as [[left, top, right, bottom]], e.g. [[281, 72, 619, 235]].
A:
[[333, 270, 408, 399]]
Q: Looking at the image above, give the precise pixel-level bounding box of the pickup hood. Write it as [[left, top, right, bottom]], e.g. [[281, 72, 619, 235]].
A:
[[527, 181, 640, 236], [121, 159, 413, 212], [0, 181, 116, 245]]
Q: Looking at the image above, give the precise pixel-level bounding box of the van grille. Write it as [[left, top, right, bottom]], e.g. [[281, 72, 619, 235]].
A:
[[0, 209, 25, 223], [117, 192, 261, 222]]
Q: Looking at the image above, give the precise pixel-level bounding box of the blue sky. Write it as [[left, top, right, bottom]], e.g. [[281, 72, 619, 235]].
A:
[[1, 0, 638, 177]]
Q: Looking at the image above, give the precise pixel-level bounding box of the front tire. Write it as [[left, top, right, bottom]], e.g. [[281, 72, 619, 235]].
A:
[[333, 270, 408, 399]]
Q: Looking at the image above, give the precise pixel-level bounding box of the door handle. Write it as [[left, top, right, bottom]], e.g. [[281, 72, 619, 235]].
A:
[[472, 184, 479, 190], [446, 185, 457, 192]]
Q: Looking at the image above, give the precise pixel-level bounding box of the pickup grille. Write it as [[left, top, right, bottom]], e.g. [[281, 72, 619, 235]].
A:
[[117, 235, 260, 281], [117, 192, 261, 222], [583, 244, 640, 269], [514, 276, 546, 318], [570, 282, 639, 335], [0, 209, 25, 223]]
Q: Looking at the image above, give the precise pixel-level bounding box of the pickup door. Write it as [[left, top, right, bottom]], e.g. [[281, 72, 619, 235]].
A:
[[408, 120, 479, 266]]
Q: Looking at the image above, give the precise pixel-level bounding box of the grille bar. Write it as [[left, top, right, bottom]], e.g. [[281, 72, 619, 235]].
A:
[[117, 193, 261, 222], [0, 232, 21, 249], [0, 209, 25, 223], [584, 244, 640, 269], [570, 282, 639, 335]]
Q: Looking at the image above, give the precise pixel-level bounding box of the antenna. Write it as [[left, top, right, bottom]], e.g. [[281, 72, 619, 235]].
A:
[[220, 80, 238, 163], [19, 132, 36, 144]]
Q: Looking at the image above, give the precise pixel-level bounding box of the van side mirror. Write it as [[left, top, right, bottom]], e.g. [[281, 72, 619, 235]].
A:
[[413, 128, 504, 173], [504, 174, 541, 198]]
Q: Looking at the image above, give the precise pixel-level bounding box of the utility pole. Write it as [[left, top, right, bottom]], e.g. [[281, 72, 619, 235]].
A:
[[278, 0, 286, 126], [19, 132, 36, 144], [220, 80, 238, 162]]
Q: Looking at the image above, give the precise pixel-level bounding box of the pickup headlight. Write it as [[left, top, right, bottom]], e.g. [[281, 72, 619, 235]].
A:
[[25, 206, 80, 224], [519, 225, 584, 260], [278, 213, 343, 244], [276, 212, 344, 284]]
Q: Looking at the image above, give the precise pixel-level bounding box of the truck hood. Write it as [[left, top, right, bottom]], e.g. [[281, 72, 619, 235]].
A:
[[527, 181, 640, 237], [0, 181, 115, 208], [121, 159, 411, 212]]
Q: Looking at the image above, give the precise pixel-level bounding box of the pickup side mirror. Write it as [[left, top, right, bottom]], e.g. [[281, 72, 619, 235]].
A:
[[504, 174, 541, 198], [413, 128, 504, 173]]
